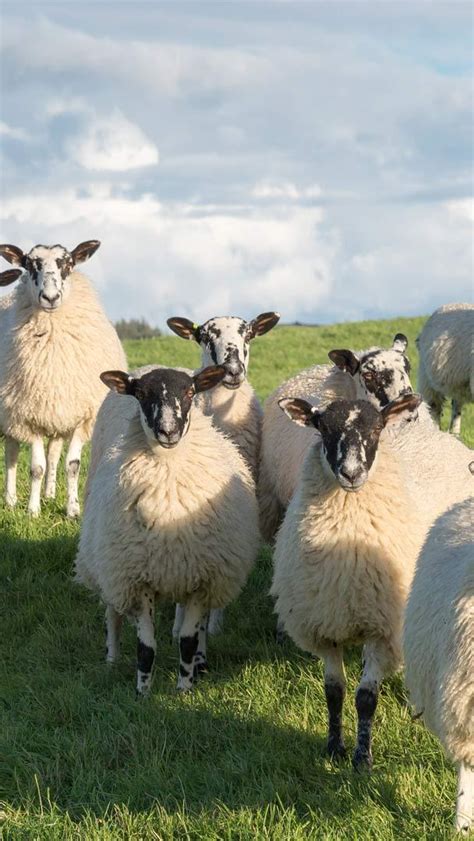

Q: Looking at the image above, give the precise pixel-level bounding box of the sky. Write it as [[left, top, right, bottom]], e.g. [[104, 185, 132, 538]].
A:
[[0, 1, 472, 328]]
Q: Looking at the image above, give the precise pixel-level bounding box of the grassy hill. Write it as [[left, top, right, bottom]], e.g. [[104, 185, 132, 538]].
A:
[[1, 316, 472, 840]]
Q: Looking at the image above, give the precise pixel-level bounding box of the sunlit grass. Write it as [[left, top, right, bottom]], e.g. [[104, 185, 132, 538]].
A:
[[1, 316, 472, 839]]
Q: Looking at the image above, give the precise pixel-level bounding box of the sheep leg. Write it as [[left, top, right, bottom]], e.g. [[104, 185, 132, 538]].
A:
[[353, 641, 388, 771], [172, 603, 185, 639], [207, 608, 224, 636], [455, 760, 473, 832], [135, 588, 156, 696], [5, 436, 19, 508], [105, 604, 123, 664], [45, 437, 63, 499], [275, 617, 286, 645], [65, 430, 84, 518], [28, 436, 46, 516], [177, 594, 207, 692], [194, 612, 210, 674], [319, 644, 347, 760], [450, 399, 462, 436]]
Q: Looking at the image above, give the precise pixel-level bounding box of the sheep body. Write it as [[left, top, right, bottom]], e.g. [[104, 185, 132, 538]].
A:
[[0, 272, 126, 442], [271, 436, 424, 668], [417, 303, 474, 434], [404, 496, 474, 831], [76, 404, 259, 615], [198, 380, 262, 482]]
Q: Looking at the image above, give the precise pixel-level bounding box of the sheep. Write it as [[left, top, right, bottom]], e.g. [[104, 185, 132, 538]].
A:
[[259, 334, 413, 541], [417, 303, 474, 435], [404, 496, 474, 833], [0, 241, 126, 517], [167, 312, 279, 636], [270, 392, 426, 770], [74, 364, 260, 694], [166, 312, 280, 481]]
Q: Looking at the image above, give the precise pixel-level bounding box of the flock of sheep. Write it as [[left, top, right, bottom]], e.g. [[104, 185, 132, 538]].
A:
[[0, 240, 473, 832]]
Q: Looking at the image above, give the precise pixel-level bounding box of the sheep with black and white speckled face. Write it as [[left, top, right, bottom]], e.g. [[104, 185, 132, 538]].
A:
[[0, 240, 126, 517], [271, 392, 425, 771], [75, 364, 260, 696]]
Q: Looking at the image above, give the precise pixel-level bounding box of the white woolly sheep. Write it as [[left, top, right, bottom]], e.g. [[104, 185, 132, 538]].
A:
[[167, 312, 279, 635], [75, 365, 260, 694], [271, 393, 425, 770], [259, 334, 413, 541], [417, 303, 474, 435], [0, 241, 126, 517], [404, 496, 474, 832]]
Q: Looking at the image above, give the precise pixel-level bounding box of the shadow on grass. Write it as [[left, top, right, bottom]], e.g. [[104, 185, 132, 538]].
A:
[[1, 530, 406, 829]]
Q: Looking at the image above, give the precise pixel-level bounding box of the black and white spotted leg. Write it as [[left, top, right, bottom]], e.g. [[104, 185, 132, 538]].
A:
[[105, 604, 123, 664], [135, 588, 156, 696], [177, 594, 207, 692], [319, 644, 347, 760], [65, 429, 84, 518], [5, 436, 19, 508], [194, 612, 210, 674], [353, 640, 388, 771], [45, 437, 63, 499]]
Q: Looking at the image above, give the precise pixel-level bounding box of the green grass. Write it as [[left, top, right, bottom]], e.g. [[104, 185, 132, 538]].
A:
[[1, 317, 472, 840]]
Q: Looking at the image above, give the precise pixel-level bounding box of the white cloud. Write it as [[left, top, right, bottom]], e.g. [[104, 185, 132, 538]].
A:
[[0, 186, 335, 323], [68, 111, 159, 171], [252, 180, 322, 200], [0, 121, 29, 141]]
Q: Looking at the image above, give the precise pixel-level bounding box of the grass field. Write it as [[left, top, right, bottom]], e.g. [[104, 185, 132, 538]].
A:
[[1, 316, 472, 840]]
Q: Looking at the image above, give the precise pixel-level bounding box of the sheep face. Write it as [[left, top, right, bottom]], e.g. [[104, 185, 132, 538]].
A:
[[100, 366, 226, 449], [328, 334, 412, 409], [0, 240, 100, 311], [167, 312, 280, 389], [279, 394, 421, 491]]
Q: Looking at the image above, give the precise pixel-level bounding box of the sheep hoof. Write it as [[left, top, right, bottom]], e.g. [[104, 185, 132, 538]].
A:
[[352, 747, 373, 772], [45, 486, 56, 499], [194, 658, 209, 675], [67, 501, 81, 518], [177, 678, 194, 693], [327, 738, 347, 761], [28, 504, 41, 517], [5, 497, 17, 509]]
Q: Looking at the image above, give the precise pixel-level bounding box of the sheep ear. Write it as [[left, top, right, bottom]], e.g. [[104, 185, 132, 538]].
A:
[[0, 244, 24, 266], [392, 333, 408, 352], [248, 311, 280, 339], [381, 393, 421, 427], [70, 240, 101, 265], [328, 349, 360, 376], [0, 269, 23, 286], [278, 397, 319, 428], [193, 365, 226, 393], [100, 370, 135, 395], [167, 317, 200, 341]]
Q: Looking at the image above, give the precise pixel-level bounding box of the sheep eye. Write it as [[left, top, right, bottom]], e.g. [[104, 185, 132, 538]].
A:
[[363, 371, 375, 381], [187, 388, 194, 398]]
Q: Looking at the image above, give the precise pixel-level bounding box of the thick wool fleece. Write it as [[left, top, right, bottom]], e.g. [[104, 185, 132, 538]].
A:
[[76, 408, 260, 614], [388, 403, 473, 529], [271, 436, 425, 671], [0, 272, 126, 442], [199, 380, 262, 482], [417, 303, 474, 406], [404, 497, 474, 765]]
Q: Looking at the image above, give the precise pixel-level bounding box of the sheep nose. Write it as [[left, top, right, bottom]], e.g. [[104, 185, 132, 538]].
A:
[[340, 466, 364, 485], [41, 291, 60, 305], [225, 360, 244, 376]]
